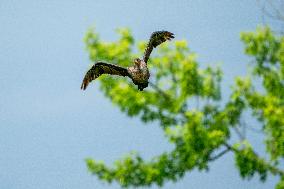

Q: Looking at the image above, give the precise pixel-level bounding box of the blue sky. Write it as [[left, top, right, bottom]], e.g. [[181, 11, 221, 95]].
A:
[[0, 0, 279, 188]]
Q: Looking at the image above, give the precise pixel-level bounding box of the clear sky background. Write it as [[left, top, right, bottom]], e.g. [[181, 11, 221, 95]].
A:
[[0, 0, 279, 188]]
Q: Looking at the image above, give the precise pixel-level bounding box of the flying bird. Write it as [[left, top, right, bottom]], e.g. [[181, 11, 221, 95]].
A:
[[81, 31, 174, 91]]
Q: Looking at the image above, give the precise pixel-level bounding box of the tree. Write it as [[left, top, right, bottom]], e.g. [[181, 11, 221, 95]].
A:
[[84, 27, 284, 188]]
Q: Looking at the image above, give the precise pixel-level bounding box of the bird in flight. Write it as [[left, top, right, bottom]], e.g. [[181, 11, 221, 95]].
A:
[[81, 31, 174, 91]]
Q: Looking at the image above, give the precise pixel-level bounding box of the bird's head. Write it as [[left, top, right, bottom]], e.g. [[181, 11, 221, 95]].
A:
[[134, 58, 141, 65]]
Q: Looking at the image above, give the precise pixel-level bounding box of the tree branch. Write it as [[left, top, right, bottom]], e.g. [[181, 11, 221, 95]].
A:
[[224, 142, 284, 177], [209, 147, 231, 161], [149, 81, 171, 100]]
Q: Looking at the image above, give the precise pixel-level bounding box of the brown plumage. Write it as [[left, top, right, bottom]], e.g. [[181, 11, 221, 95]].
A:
[[81, 31, 174, 91], [80, 62, 130, 90], [143, 31, 174, 63]]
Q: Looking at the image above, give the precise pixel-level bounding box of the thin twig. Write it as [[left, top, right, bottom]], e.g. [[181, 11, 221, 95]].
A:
[[169, 62, 178, 84], [224, 142, 284, 177], [233, 126, 245, 141], [149, 81, 187, 115], [209, 147, 231, 161], [149, 81, 171, 100]]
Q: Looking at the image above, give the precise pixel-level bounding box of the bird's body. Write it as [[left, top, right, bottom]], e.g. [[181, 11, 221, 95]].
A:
[[81, 31, 174, 91], [127, 58, 150, 90]]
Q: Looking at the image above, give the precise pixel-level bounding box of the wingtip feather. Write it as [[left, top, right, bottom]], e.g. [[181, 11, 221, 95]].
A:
[[165, 31, 175, 40], [80, 79, 88, 90]]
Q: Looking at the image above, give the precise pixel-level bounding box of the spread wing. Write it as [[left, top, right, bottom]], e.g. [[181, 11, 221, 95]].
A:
[[81, 62, 130, 90], [143, 31, 174, 63]]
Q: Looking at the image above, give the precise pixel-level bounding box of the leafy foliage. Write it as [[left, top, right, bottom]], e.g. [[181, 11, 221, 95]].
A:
[[240, 28, 284, 161], [84, 27, 284, 188]]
